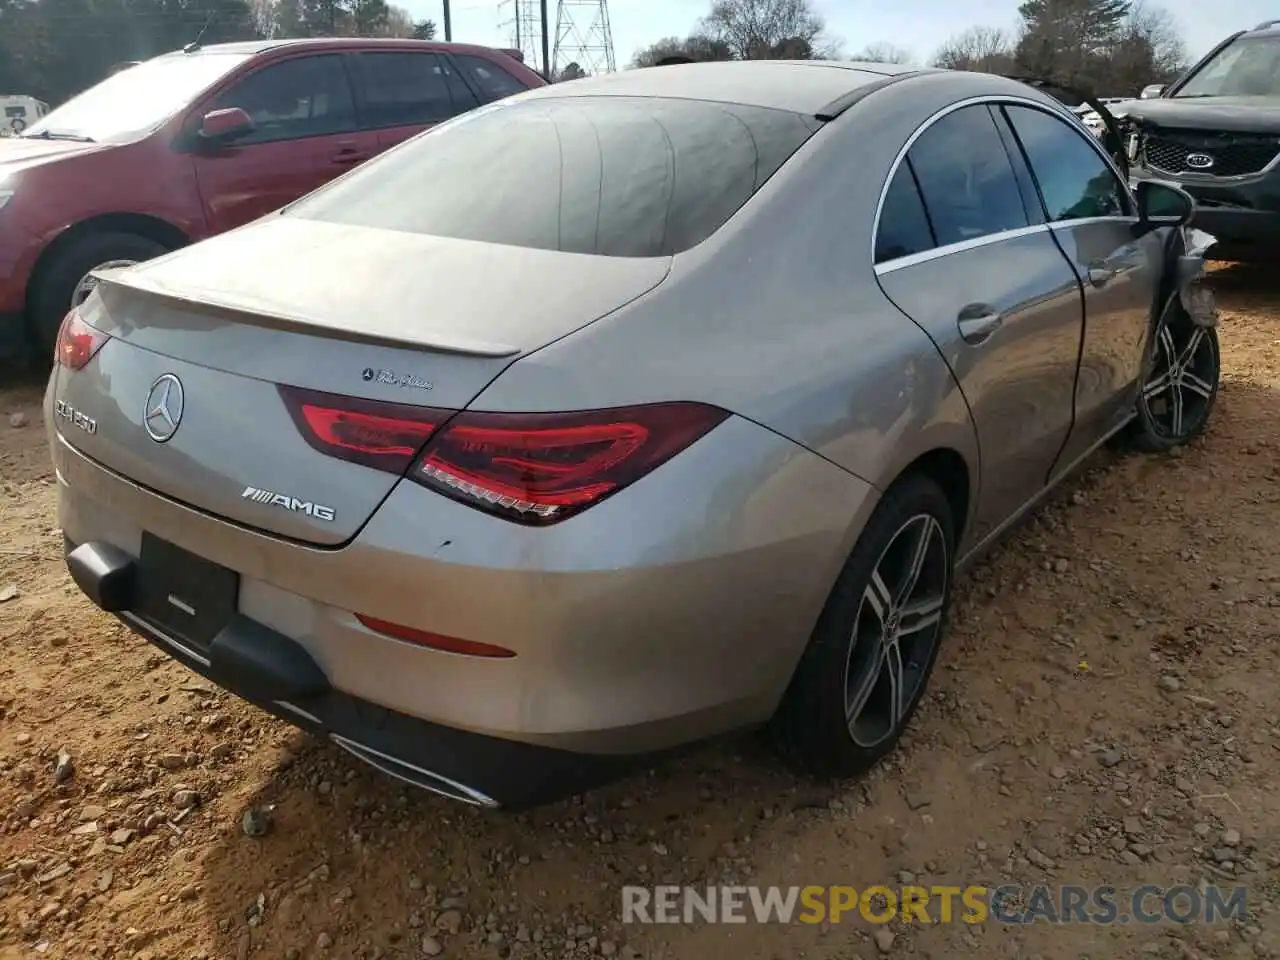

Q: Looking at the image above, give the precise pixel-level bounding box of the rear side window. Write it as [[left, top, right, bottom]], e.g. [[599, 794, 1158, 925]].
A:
[[875, 161, 936, 264], [353, 52, 477, 127], [286, 96, 820, 258], [906, 105, 1029, 247], [454, 54, 529, 102]]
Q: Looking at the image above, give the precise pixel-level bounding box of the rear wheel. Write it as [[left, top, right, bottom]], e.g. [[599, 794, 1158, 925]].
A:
[[1127, 307, 1220, 454], [771, 473, 955, 778], [30, 231, 169, 356]]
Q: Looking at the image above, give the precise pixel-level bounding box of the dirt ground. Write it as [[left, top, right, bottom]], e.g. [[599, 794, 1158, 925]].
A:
[[1, 266, 1278, 960]]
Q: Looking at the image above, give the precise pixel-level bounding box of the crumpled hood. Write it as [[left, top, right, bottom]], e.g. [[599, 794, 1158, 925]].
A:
[[1109, 96, 1280, 134], [0, 136, 104, 175]]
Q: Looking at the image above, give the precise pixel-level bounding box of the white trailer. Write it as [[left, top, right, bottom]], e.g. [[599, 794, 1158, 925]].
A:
[[0, 95, 50, 137]]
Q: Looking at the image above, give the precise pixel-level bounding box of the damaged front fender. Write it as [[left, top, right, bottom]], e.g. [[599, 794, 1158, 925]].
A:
[[1178, 227, 1219, 328]]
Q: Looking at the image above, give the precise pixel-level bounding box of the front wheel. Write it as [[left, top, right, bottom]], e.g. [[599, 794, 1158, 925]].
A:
[[770, 473, 955, 779], [1127, 307, 1221, 454]]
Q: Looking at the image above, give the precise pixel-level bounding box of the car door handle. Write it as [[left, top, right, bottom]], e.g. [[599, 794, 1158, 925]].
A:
[[331, 145, 369, 165], [957, 304, 1003, 345], [1087, 264, 1116, 287]]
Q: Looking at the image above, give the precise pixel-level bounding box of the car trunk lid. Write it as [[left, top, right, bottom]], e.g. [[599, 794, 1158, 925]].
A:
[[54, 217, 670, 546]]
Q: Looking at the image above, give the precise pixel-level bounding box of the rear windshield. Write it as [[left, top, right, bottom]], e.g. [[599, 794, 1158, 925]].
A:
[[285, 95, 821, 257]]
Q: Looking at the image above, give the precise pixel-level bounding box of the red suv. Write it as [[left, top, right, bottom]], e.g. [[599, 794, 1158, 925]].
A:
[[0, 38, 545, 370]]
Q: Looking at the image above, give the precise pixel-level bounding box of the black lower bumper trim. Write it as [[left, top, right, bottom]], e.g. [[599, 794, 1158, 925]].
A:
[[67, 542, 135, 611], [66, 538, 645, 810]]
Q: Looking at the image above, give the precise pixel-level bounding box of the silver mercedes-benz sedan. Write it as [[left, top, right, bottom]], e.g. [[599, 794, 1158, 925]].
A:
[[47, 60, 1221, 809]]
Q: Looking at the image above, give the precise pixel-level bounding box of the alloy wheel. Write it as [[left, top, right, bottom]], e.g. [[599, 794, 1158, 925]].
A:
[[842, 513, 949, 749], [1141, 319, 1217, 440]]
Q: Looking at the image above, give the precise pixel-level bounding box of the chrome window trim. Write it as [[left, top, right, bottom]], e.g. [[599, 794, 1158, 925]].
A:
[[871, 94, 1138, 272], [875, 222, 1051, 275]]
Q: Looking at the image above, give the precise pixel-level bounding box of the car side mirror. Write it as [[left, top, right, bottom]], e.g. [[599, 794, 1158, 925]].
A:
[[199, 107, 255, 145], [1134, 179, 1195, 231], [1139, 84, 1165, 100]]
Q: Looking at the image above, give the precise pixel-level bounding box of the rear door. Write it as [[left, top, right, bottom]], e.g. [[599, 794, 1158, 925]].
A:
[[190, 53, 373, 235], [350, 50, 481, 152], [873, 103, 1086, 545], [1000, 103, 1165, 475]]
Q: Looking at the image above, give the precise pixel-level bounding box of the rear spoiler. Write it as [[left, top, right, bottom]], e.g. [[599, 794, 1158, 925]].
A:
[[1000, 74, 1130, 180], [90, 270, 520, 357]]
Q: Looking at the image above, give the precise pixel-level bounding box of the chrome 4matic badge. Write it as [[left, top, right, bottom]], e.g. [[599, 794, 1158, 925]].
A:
[[241, 486, 336, 522], [362, 367, 434, 391]]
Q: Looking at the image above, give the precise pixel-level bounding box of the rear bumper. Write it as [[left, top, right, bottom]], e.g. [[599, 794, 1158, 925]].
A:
[[49, 398, 876, 802], [66, 537, 650, 809]]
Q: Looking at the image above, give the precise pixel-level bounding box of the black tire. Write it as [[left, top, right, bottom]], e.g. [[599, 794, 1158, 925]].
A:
[[30, 231, 169, 355], [770, 472, 956, 779], [1126, 305, 1220, 455]]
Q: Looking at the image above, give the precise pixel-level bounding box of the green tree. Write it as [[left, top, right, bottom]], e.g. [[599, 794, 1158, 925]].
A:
[[1015, 0, 1131, 84], [411, 17, 436, 39]]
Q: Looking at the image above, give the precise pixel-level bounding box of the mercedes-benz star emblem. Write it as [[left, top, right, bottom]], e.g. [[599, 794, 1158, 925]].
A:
[[143, 374, 185, 443]]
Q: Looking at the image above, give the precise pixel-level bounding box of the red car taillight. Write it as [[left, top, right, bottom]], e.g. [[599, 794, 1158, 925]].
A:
[[413, 404, 728, 524], [54, 311, 110, 370], [280, 385, 446, 474], [279, 386, 728, 525]]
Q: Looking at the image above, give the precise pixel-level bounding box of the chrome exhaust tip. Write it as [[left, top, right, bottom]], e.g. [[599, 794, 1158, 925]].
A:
[[328, 734, 500, 808]]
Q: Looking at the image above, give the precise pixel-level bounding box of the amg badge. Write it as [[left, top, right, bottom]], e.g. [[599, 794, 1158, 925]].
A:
[[241, 486, 336, 522]]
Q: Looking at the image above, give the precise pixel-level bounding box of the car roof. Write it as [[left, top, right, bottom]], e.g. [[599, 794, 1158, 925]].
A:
[[155, 37, 515, 59], [518, 59, 942, 116]]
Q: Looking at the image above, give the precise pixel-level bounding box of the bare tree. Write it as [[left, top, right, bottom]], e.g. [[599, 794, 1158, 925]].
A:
[[372, 5, 414, 37], [932, 25, 1017, 72], [848, 42, 914, 64], [1111, 0, 1186, 85], [699, 0, 832, 60], [631, 33, 733, 68], [248, 0, 278, 37]]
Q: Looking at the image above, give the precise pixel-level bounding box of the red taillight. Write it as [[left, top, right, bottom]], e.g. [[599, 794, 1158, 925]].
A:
[[411, 403, 729, 525], [355, 614, 516, 658], [54, 311, 109, 370], [280, 386, 729, 526], [278, 385, 447, 474]]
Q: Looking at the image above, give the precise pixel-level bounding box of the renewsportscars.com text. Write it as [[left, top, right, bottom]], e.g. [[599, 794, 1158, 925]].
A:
[[621, 884, 1248, 925]]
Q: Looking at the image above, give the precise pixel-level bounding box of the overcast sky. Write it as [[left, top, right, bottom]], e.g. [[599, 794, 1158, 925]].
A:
[[408, 0, 1273, 69]]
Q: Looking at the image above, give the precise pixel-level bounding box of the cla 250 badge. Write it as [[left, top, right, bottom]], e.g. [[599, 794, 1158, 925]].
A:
[[55, 400, 97, 435], [241, 486, 336, 522]]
